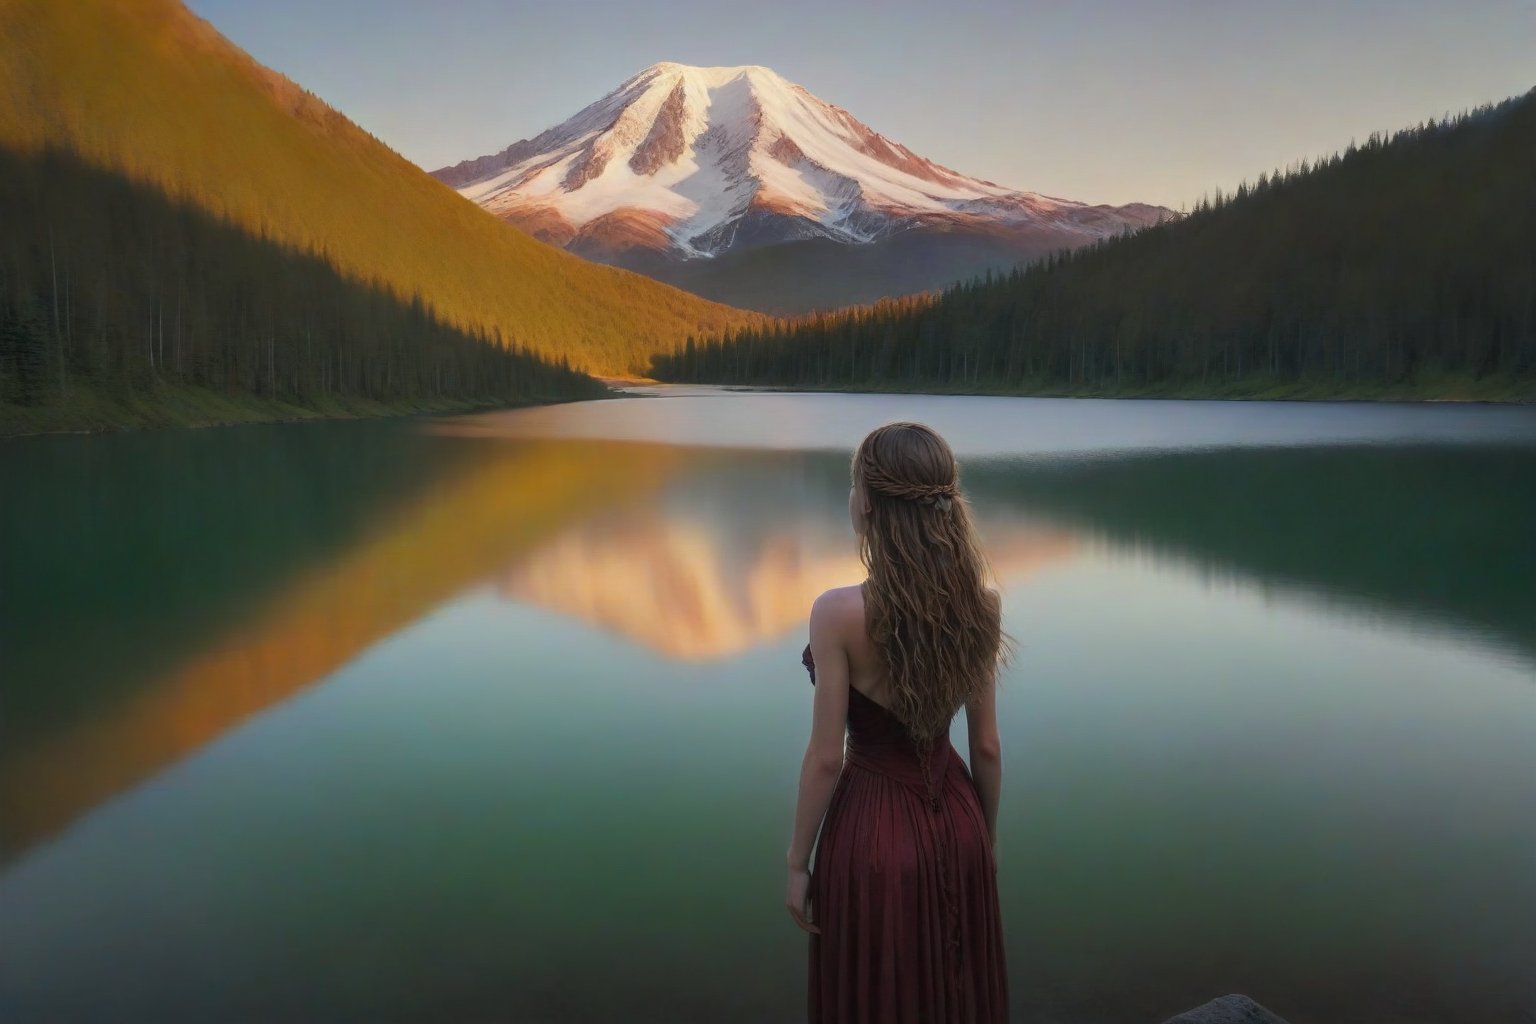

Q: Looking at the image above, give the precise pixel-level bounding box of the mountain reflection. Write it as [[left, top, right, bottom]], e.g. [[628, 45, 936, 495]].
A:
[[0, 438, 689, 860], [7, 431, 1530, 865], [0, 439, 1071, 860], [498, 491, 1075, 660]]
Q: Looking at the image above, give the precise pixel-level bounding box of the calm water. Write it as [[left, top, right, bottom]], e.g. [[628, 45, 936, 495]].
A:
[[2, 390, 1534, 1024]]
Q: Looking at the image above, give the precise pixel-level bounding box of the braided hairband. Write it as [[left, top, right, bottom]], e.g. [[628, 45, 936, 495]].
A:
[[858, 460, 959, 511]]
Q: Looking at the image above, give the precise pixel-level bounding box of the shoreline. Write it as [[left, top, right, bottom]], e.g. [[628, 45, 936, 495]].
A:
[[9, 373, 1531, 440], [0, 387, 602, 441], [622, 376, 1536, 405]]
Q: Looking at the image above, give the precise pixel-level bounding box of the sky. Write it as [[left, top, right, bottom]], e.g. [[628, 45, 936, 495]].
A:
[[186, 0, 1535, 210]]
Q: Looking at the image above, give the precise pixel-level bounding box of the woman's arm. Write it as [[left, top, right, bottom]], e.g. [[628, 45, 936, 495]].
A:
[[785, 590, 851, 931], [965, 665, 1003, 845], [966, 587, 1005, 847]]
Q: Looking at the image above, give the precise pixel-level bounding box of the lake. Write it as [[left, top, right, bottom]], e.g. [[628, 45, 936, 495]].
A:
[[2, 388, 1534, 1023]]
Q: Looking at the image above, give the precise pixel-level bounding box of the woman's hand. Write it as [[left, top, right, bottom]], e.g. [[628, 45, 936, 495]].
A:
[[786, 867, 819, 934]]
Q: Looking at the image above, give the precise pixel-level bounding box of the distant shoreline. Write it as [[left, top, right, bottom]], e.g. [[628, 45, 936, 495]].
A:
[[611, 377, 1536, 405], [11, 374, 1528, 441], [0, 388, 596, 441]]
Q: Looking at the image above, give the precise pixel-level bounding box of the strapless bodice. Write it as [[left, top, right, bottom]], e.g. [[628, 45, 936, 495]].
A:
[[801, 643, 959, 799]]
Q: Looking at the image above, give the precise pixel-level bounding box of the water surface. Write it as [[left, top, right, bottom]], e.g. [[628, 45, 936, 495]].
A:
[[2, 390, 1534, 1023]]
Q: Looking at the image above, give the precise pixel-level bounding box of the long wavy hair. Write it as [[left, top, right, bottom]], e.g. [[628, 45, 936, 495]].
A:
[[853, 422, 1014, 747]]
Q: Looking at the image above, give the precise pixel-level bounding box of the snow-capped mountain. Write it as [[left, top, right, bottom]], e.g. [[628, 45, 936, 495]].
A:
[[433, 62, 1176, 312]]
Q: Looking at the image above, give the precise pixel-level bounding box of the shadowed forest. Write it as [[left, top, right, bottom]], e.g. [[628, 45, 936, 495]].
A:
[[653, 89, 1536, 401]]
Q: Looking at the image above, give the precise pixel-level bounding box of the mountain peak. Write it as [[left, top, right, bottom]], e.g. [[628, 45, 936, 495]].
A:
[[432, 63, 1175, 265]]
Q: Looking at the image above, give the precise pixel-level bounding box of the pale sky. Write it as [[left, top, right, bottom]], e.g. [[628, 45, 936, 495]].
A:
[[187, 0, 1535, 210]]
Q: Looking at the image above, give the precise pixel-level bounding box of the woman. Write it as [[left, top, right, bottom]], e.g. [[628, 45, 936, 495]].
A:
[[786, 421, 1013, 1023]]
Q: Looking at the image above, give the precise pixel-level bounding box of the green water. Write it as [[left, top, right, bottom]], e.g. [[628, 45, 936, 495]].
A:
[[2, 391, 1534, 1023]]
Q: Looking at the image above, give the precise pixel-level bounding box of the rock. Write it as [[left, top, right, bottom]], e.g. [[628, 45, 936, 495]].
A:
[[1160, 993, 1290, 1024]]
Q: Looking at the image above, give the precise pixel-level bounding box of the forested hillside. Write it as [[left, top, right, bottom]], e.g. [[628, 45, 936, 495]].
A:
[[0, 147, 610, 433], [0, 0, 759, 433], [653, 89, 1536, 401]]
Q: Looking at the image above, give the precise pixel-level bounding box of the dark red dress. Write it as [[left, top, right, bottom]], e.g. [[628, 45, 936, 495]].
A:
[[801, 643, 1008, 1023]]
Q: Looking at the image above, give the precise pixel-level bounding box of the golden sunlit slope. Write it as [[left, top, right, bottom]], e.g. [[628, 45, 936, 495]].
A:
[[0, 0, 761, 374]]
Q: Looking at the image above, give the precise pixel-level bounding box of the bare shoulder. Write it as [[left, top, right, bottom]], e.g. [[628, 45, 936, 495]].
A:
[[811, 583, 872, 641], [810, 585, 865, 632]]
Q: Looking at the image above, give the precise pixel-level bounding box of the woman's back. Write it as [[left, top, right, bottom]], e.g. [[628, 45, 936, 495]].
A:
[[816, 581, 896, 708]]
